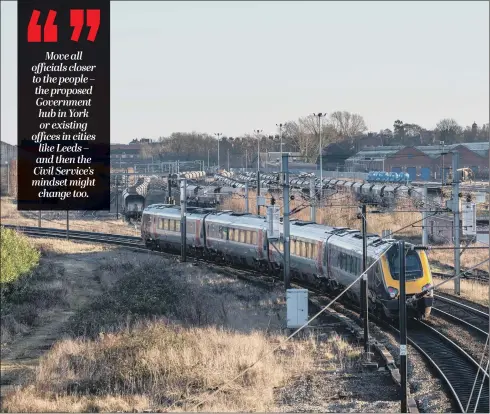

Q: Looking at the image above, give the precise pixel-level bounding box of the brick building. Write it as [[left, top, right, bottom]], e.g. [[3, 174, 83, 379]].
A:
[[345, 142, 489, 180]]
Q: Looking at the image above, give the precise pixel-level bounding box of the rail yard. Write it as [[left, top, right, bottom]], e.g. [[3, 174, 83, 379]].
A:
[[1, 164, 488, 413]]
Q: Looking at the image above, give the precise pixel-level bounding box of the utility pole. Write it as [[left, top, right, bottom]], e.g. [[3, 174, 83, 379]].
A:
[[282, 153, 291, 289], [215, 133, 222, 171], [440, 141, 445, 185], [452, 151, 460, 295], [66, 211, 69, 240], [276, 123, 284, 163], [207, 149, 210, 170], [257, 171, 261, 216], [245, 181, 249, 213], [180, 178, 187, 262], [313, 113, 327, 194], [254, 129, 263, 172], [245, 149, 248, 170], [227, 149, 230, 171], [361, 204, 370, 359], [116, 174, 119, 220], [399, 240, 408, 413], [422, 184, 428, 246], [38, 210, 41, 228], [167, 174, 172, 201], [310, 177, 316, 222]]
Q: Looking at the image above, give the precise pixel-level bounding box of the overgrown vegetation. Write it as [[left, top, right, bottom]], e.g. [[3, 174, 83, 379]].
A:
[[0, 228, 40, 288], [2, 255, 327, 412]]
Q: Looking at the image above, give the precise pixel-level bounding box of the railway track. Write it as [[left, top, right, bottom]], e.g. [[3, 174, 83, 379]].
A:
[[4, 224, 489, 412], [431, 294, 489, 336], [1, 225, 143, 249], [407, 320, 489, 413]]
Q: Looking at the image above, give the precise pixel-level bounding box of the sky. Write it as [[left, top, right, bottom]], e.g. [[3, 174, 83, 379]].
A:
[[1, 1, 489, 145]]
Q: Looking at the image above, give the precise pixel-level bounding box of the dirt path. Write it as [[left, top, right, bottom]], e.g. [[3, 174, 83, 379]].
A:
[[1, 257, 100, 403]]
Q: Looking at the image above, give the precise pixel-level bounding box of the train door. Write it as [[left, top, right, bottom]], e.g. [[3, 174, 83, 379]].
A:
[[142, 213, 150, 237], [316, 240, 323, 274], [195, 219, 201, 246]]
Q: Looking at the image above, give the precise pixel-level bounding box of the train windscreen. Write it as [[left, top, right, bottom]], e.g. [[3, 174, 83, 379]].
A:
[[387, 244, 423, 280]]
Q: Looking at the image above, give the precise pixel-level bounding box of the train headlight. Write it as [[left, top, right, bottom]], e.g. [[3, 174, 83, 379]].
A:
[[387, 287, 398, 299]]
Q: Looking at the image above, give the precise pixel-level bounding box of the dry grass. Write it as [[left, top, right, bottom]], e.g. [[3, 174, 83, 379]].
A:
[[428, 243, 489, 273], [220, 190, 422, 237], [4, 322, 317, 412], [433, 277, 489, 307], [2, 253, 338, 413], [1, 197, 139, 236], [27, 237, 111, 256]]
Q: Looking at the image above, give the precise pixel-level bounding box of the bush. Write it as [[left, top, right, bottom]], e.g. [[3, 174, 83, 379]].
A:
[[0, 228, 40, 287]]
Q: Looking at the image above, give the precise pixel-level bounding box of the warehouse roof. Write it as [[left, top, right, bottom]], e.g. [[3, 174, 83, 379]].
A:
[[346, 142, 489, 162]]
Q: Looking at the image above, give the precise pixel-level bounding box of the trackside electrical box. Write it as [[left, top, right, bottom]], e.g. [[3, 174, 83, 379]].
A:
[[286, 289, 308, 329]]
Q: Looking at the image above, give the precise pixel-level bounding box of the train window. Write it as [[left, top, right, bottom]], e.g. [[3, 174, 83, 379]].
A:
[[251, 232, 257, 244], [234, 229, 240, 242], [305, 243, 310, 258], [175, 220, 180, 232], [240, 230, 246, 243], [229, 228, 234, 241], [279, 241, 284, 252], [163, 219, 169, 230], [290, 239, 296, 255], [246, 231, 251, 244]]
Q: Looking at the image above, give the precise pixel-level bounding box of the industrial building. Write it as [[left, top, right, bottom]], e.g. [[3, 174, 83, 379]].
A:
[[344, 142, 489, 181]]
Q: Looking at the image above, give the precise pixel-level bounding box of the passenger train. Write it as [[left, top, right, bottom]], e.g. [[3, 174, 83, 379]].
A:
[[141, 204, 434, 319]]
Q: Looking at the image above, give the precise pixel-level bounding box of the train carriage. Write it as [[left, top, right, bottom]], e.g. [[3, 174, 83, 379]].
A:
[[141, 204, 210, 253], [204, 212, 268, 269], [141, 204, 434, 320], [269, 221, 325, 283]]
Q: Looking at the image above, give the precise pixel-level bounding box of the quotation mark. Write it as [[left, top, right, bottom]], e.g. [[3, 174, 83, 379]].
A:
[[70, 9, 100, 42], [26, 9, 100, 43], [27, 9, 58, 42]]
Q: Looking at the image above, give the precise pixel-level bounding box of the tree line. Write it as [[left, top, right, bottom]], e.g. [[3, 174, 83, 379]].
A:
[[134, 113, 489, 167]]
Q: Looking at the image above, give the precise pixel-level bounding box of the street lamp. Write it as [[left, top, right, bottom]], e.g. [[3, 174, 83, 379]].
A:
[[313, 113, 327, 187], [254, 129, 263, 172], [276, 123, 285, 165], [214, 133, 222, 171]]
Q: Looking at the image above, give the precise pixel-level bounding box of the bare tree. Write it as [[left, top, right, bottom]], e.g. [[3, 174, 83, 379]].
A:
[[328, 111, 367, 139], [435, 118, 463, 143]]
